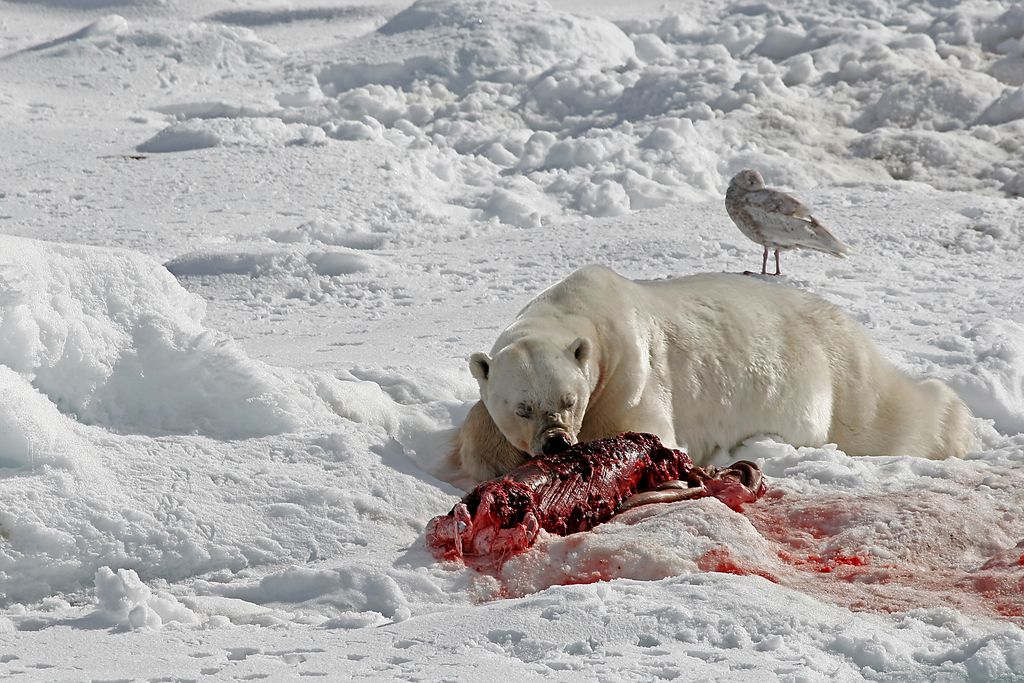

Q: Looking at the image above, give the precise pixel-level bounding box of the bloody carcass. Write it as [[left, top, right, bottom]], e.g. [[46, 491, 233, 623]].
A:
[[426, 432, 766, 564]]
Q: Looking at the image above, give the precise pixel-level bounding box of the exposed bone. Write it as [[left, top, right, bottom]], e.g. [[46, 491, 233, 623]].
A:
[[619, 485, 709, 511]]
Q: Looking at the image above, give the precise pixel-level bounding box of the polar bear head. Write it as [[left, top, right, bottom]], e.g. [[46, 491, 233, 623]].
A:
[[470, 336, 595, 457]]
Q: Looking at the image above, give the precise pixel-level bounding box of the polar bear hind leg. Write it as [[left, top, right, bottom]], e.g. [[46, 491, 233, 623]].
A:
[[914, 378, 977, 459], [840, 374, 977, 459]]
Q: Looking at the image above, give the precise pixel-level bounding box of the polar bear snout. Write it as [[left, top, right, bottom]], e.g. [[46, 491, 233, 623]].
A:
[[540, 431, 573, 456], [536, 418, 577, 456]]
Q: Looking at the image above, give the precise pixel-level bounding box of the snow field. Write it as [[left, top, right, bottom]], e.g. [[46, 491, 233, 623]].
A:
[[4, 206, 1021, 677], [0, 235, 472, 606], [126, 0, 1024, 229], [0, 0, 1023, 679]]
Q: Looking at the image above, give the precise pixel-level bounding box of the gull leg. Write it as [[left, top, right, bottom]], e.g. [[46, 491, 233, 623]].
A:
[[761, 246, 769, 275], [774, 249, 781, 276]]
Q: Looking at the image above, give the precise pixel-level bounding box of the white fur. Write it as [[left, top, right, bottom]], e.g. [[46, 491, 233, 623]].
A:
[[453, 266, 976, 480]]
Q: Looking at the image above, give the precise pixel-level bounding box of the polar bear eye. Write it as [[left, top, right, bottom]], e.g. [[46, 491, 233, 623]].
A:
[[515, 404, 533, 419], [561, 395, 576, 410]]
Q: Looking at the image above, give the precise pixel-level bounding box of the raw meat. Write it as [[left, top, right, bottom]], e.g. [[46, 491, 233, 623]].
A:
[[426, 432, 766, 564]]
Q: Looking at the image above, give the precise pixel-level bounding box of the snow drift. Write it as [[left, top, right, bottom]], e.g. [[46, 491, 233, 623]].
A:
[[0, 235, 325, 438], [131, 0, 1024, 234]]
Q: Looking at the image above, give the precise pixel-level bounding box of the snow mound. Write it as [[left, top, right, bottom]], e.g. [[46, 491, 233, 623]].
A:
[[8, 0, 164, 8], [985, 8, 1024, 86], [0, 373, 456, 604], [266, 218, 386, 250], [206, 6, 372, 28], [979, 87, 1024, 125], [136, 123, 221, 153], [21, 15, 283, 66], [318, 0, 635, 94], [211, 563, 412, 623], [842, 42, 1003, 133], [94, 567, 200, 631], [0, 366, 80, 471], [164, 241, 397, 306], [499, 497, 774, 597], [18, 15, 129, 54], [940, 320, 1024, 435], [165, 244, 382, 278], [137, 118, 325, 153], [0, 235, 323, 438], [124, 22, 286, 67]]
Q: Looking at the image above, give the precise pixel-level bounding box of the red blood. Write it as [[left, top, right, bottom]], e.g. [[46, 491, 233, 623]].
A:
[[426, 432, 767, 566], [698, 548, 778, 582], [746, 492, 1024, 623], [775, 551, 870, 577], [699, 548, 750, 576]]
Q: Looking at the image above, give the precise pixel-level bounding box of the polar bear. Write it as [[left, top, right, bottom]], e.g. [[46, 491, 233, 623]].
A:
[[451, 266, 976, 482]]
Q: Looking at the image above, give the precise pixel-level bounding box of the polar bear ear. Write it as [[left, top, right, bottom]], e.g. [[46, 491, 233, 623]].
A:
[[570, 337, 592, 365], [469, 352, 491, 382]]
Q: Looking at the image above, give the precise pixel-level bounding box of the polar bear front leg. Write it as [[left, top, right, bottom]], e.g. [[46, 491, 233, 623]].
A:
[[450, 400, 530, 482]]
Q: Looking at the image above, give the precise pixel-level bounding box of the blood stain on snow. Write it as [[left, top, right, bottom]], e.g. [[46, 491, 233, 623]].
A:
[[697, 547, 778, 582], [779, 550, 871, 575], [485, 481, 1022, 625], [744, 490, 1024, 623], [551, 541, 620, 586], [561, 573, 613, 587]]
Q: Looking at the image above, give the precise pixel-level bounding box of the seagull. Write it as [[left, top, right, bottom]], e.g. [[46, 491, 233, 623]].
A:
[[725, 169, 849, 276]]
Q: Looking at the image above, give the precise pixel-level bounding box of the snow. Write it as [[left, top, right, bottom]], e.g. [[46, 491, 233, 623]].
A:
[[1, 0, 1023, 679], [94, 567, 201, 631], [0, 235, 328, 438]]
